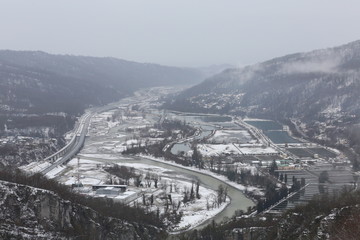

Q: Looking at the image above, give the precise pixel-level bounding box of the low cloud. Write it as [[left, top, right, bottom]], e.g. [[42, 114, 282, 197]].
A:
[[280, 57, 341, 74]]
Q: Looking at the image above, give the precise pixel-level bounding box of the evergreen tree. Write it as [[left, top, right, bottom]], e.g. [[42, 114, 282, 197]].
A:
[[190, 183, 195, 201], [269, 160, 279, 177], [301, 177, 306, 186], [319, 171, 329, 183], [192, 146, 203, 169], [196, 181, 201, 199]]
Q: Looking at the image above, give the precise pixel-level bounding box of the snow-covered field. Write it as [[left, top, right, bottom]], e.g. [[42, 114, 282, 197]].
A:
[[236, 145, 279, 155], [198, 143, 241, 156], [58, 158, 107, 186], [197, 143, 278, 156], [208, 129, 254, 144], [53, 155, 229, 232], [20, 161, 51, 173]]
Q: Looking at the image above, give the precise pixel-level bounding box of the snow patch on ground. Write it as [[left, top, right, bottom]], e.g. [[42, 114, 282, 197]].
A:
[[236, 145, 278, 155], [55, 155, 230, 232], [45, 165, 66, 179], [20, 161, 51, 173], [198, 144, 241, 156]]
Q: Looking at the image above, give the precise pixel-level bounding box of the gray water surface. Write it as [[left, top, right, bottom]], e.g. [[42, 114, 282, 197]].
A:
[[121, 156, 255, 228]]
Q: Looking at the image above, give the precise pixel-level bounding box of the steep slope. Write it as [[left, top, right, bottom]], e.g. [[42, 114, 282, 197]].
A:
[[0, 180, 164, 240], [0, 50, 202, 116], [189, 188, 360, 240], [165, 40, 360, 160], [167, 40, 360, 119]]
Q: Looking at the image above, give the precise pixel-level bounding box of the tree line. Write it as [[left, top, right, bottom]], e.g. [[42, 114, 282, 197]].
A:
[[0, 167, 164, 228]]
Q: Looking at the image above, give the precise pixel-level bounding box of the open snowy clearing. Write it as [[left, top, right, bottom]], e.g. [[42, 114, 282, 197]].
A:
[[236, 145, 279, 155], [198, 143, 241, 156], [53, 155, 229, 232], [209, 129, 254, 144]]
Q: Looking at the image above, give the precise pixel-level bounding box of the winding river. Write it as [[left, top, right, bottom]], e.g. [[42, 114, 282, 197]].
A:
[[133, 156, 255, 228], [81, 96, 255, 231], [162, 113, 255, 227]]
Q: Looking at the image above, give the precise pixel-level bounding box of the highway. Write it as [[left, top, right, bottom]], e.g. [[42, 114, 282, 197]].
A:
[[40, 112, 92, 174], [39, 99, 139, 175], [38, 88, 183, 175]]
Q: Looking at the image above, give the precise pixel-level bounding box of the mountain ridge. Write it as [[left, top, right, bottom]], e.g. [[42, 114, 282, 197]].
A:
[[0, 50, 203, 166], [165, 39, 360, 164], [166, 39, 360, 116], [0, 49, 203, 129]]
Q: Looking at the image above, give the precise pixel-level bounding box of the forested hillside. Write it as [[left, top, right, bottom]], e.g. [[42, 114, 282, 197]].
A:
[[165, 40, 360, 166]]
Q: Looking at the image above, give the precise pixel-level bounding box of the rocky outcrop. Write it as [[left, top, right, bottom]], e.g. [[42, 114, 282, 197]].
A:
[[274, 205, 360, 240], [0, 180, 164, 240]]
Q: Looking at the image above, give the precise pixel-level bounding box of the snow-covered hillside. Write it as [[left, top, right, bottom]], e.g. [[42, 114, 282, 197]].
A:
[[165, 40, 360, 163], [0, 180, 163, 239]]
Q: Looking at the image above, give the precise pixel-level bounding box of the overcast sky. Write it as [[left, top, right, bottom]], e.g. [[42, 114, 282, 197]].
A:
[[1, 1, 360, 67]]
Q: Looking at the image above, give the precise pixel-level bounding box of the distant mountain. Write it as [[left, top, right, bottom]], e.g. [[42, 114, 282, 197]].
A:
[[0, 51, 203, 165], [0, 50, 202, 115], [0, 50, 203, 135], [167, 40, 360, 117], [165, 40, 360, 159]]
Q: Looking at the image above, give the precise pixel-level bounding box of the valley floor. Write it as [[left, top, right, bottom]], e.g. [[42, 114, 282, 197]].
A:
[[21, 87, 355, 233]]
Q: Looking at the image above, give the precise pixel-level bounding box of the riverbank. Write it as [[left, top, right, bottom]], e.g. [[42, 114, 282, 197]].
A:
[[139, 154, 261, 197]]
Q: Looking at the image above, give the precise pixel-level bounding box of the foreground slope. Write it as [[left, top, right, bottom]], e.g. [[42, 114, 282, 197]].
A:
[[181, 188, 360, 240], [0, 169, 165, 240]]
